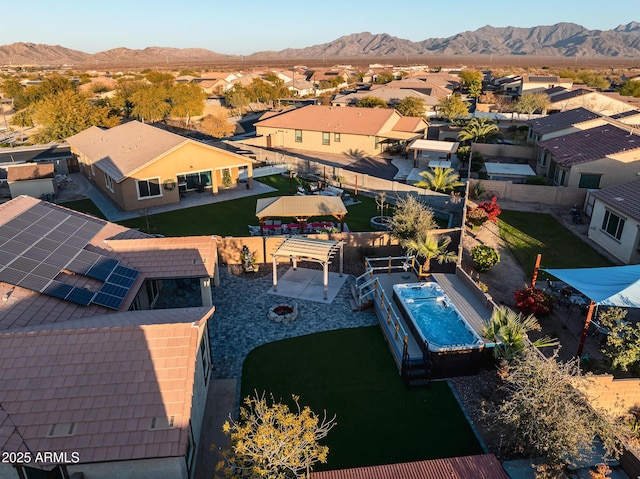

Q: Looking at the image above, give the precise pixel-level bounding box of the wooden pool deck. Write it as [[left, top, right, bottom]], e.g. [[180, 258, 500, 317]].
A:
[[371, 269, 495, 369]]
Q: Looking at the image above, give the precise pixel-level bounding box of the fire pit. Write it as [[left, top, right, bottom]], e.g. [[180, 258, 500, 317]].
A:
[[268, 302, 298, 323]]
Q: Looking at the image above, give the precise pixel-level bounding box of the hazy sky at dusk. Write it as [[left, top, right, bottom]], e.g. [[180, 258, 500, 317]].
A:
[[4, 0, 638, 54]]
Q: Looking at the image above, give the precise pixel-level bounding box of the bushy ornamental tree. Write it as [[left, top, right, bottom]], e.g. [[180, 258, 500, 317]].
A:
[[218, 391, 336, 479], [470, 245, 500, 272], [513, 285, 553, 317], [485, 348, 624, 473], [477, 196, 502, 222], [598, 307, 640, 373], [466, 207, 489, 228]]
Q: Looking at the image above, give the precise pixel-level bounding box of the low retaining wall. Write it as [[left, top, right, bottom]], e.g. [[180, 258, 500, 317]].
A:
[[216, 231, 405, 265]]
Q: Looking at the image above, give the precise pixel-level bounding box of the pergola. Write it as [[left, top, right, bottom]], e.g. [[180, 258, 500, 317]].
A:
[[255, 195, 348, 234], [406, 139, 460, 168], [271, 237, 344, 300]]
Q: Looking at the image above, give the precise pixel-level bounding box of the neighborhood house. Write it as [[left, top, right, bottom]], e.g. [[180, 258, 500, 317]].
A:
[[67, 121, 254, 212]]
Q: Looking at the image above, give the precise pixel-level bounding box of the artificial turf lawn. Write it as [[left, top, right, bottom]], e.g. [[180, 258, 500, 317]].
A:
[[240, 326, 483, 471], [61, 174, 385, 236], [498, 209, 613, 278], [59, 198, 107, 220], [61, 174, 446, 236]]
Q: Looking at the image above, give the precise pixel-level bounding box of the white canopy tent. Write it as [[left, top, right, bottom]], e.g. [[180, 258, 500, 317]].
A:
[[271, 237, 344, 300]]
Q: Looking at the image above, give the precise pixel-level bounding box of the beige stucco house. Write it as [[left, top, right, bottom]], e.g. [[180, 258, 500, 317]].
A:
[[586, 179, 640, 264], [536, 123, 640, 189], [254, 105, 428, 156], [546, 87, 638, 116], [67, 121, 254, 212]]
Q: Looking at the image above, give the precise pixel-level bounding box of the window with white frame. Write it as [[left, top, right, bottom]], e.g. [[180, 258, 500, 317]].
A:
[[334, 133, 341, 143], [104, 173, 114, 193], [322, 132, 330, 145], [136, 178, 161, 199], [295, 130, 302, 142], [553, 167, 567, 186], [601, 210, 625, 240]]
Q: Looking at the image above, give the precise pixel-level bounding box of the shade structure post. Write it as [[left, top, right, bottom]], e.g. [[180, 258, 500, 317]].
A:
[[272, 256, 278, 292], [576, 300, 596, 358], [323, 262, 328, 300], [531, 253, 542, 287]]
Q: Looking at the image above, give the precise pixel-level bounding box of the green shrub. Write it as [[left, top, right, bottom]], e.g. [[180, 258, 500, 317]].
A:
[[470, 181, 485, 200], [466, 207, 488, 228], [471, 154, 485, 172], [525, 176, 551, 186], [470, 245, 500, 272]]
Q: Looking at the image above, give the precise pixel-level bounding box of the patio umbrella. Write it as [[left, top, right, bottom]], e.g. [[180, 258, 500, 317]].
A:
[[541, 265, 640, 356]]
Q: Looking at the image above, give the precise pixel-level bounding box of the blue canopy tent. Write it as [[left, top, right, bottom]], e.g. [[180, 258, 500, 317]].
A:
[[541, 265, 640, 356]]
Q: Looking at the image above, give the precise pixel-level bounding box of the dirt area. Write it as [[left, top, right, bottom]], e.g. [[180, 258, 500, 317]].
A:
[[453, 202, 607, 460]]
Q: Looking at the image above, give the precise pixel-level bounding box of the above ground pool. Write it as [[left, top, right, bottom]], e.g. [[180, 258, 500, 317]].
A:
[[393, 282, 484, 352]]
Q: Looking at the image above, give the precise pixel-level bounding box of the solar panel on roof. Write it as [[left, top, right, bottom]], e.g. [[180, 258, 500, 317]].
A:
[[107, 273, 136, 288], [85, 265, 114, 281], [65, 287, 95, 306], [17, 274, 51, 292], [32, 263, 61, 278], [0, 267, 28, 285], [95, 257, 118, 270], [24, 223, 51, 237], [99, 282, 129, 298], [0, 250, 14, 266], [92, 291, 125, 310], [43, 282, 73, 299], [114, 265, 139, 279], [22, 247, 51, 262], [9, 256, 39, 273], [0, 206, 135, 309], [65, 259, 93, 275], [2, 241, 29, 255]]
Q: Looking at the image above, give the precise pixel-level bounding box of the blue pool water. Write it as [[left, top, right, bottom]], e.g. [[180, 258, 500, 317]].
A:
[[393, 282, 483, 351]]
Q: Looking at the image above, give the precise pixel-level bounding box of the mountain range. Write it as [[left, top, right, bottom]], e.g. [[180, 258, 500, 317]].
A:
[[1, 22, 639, 66]]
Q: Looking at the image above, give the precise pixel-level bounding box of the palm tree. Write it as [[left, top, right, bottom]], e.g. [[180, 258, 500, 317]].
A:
[[481, 305, 559, 361], [457, 117, 500, 143], [415, 166, 464, 193], [403, 234, 457, 275]]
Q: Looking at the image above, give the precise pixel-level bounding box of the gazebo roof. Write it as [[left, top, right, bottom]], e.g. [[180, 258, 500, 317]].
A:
[[256, 195, 347, 219], [272, 237, 343, 263]]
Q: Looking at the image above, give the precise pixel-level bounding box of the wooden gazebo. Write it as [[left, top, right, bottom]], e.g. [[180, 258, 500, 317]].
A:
[[271, 237, 344, 300]]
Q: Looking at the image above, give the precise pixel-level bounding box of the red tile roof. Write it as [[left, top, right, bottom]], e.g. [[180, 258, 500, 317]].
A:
[[592, 178, 640, 222], [538, 124, 640, 166], [0, 307, 213, 464], [7, 163, 55, 181], [255, 105, 401, 136], [106, 236, 218, 278], [310, 454, 508, 479], [0, 196, 216, 330]]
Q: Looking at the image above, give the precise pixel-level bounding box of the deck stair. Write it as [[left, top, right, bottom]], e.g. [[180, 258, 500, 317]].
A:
[[401, 348, 432, 389], [349, 271, 377, 311]]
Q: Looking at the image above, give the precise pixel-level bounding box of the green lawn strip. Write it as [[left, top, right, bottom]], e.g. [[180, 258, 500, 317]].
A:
[[498, 210, 613, 277], [117, 178, 384, 236], [241, 326, 482, 470], [59, 175, 446, 235], [58, 199, 107, 220]]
